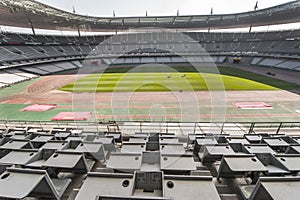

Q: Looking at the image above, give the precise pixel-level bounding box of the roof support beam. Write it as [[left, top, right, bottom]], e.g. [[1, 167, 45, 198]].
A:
[[77, 23, 81, 37], [28, 16, 35, 35]]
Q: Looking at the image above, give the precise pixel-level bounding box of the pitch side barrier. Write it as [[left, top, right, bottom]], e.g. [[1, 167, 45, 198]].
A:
[[0, 120, 299, 136]]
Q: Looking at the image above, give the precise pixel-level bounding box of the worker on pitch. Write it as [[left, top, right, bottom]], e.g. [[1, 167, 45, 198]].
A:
[[167, 74, 186, 78]]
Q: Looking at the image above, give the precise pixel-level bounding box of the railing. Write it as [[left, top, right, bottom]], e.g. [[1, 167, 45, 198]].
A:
[[0, 120, 299, 136]]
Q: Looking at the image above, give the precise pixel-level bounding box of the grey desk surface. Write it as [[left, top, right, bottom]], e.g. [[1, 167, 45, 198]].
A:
[[204, 145, 235, 156], [188, 134, 205, 141], [0, 140, 29, 150], [161, 155, 196, 171], [93, 137, 114, 144], [129, 137, 148, 143], [196, 138, 218, 146], [10, 127, 27, 131], [27, 159, 47, 168], [223, 156, 267, 172], [27, 128, 43, 133], [160, 144, 185, 155], [0, 150, 39, 165], [105, 133, 121, 139], [70, 129, 83, 134], [263, 138, 289, 147], [31, 135, 54, 142], [66, 136, 82, 142], [73, 143, 104, 154], [275, 155, 300, 171], [10, 134, 29, 140], [227, 138, 250, 145], [163, 176, 221, 200], [0, 168, 61, 199], [264, 164, 289, 174], [54, 132, 70, 138], [243, 145, 276, 154], [134, 133, 150, 137], [8, 130, 26, 135], [40, 141, 69, 150], [121, 144, 146, 153], [0, 170, 45, 199], [107, 153, 142, 171], [256, 179, 300, 200], [43, 152, 83, 168], [75, 173, 134, 200], [244, 135, 262, 142], [159, 138, 179, 144]]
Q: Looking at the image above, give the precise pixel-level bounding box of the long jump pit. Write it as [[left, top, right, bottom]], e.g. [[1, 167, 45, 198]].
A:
[[233, 102, 273, 109], [51, 112, 93, 121], [20, 104, 57, 112]]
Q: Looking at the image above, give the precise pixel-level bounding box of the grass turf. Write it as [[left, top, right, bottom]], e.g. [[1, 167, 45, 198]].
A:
[[60, 72, 279, 92], [59, 66, 300, 92]]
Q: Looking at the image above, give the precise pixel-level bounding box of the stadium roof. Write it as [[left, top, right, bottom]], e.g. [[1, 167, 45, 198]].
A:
[[0, 0, 299, 31]]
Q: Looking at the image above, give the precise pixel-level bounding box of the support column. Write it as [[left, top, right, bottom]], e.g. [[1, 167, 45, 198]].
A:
[[28, 17, 36, 35], [77, 24, 81, 37]]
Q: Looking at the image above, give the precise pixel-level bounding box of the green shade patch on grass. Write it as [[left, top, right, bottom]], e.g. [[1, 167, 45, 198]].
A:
[[0, 78, 41, 99]]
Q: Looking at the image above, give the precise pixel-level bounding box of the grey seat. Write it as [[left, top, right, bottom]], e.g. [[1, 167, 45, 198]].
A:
[[0, 168, 71, 199]]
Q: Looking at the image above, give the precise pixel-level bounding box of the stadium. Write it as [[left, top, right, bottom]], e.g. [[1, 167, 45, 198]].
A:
[[0, 0, 299, 199]]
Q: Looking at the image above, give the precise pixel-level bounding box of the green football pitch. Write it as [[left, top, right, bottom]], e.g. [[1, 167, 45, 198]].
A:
[[59, 66, 300, 92]]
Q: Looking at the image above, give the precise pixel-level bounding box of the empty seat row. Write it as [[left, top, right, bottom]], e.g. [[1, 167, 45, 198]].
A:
[[0, 127, 299, 199]]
